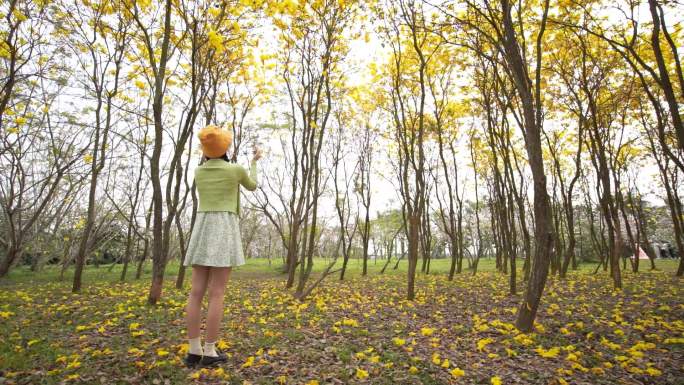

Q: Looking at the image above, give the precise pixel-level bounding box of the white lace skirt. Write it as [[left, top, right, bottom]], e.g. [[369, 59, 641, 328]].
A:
[[183, 211, 246, 267]]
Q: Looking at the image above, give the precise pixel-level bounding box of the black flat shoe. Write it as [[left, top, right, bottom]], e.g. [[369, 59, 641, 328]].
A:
[[200, 348, 228, 367], [183, 352, 202, 368]]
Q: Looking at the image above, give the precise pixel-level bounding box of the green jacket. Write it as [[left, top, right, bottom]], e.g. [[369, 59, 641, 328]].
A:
[[194, 158, 258, 215]]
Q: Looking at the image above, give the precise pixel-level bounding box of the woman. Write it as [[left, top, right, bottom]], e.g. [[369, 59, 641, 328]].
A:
[[182, 125, 261, 368]]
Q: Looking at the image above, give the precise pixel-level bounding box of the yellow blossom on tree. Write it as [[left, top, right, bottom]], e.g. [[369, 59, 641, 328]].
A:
[[12, 9, 28, 22], [207, 30, 225, 54]]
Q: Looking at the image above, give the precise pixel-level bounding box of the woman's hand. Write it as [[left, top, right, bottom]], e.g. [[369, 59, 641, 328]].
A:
[[253, 147, 263, 161]]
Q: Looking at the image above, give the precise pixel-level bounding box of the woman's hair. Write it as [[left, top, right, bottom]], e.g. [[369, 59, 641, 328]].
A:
[[202, 153, 233, 163]]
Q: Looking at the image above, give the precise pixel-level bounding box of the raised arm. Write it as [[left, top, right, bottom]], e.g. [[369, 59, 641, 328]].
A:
[[240, 158, 258, 191]]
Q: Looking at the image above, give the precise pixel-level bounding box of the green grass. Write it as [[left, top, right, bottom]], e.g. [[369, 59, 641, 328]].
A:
[[2, 255, 679, 288]]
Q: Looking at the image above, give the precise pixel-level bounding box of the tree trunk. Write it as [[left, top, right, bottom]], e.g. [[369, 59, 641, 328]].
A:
[[406, 214, 420, 300], [0, 246, 20, 278], [498, 0, 554, 332], [145, 0, 174, 305]]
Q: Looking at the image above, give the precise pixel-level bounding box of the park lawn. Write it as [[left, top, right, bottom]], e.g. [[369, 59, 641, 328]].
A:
[[0, 258, 682, 384]]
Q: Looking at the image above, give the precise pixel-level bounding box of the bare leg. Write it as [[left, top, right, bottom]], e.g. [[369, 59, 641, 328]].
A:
[[185, 265, 210, 339], [205, 266, 232, 343]]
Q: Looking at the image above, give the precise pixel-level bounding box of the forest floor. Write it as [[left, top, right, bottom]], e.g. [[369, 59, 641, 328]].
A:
[[0, 258, 682, 385]]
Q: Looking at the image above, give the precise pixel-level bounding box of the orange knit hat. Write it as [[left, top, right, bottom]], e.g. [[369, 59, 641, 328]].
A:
[[198, 125, 232, 158]]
